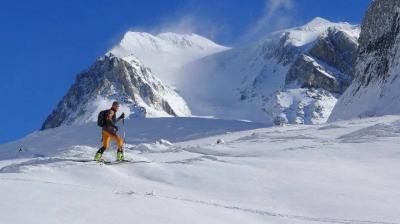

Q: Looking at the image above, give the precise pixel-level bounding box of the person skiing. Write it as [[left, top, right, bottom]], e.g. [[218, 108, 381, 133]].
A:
[[94, 101, 125, 162]]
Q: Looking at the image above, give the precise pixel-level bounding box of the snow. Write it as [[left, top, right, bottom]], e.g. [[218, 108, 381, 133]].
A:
[[330, 77, 400, 121], [265, 88, 338, 125], [120, 55, 191, 118], [177, 17, 359, 124], [42, 54, 192, 129], [72, 96, 136, 124], [278, 17, 359, 47], [109, 32, 230, 85], [329, 1, 400, 122], [1, 116, 399, 224], [302, 55, 336, 80], [117, 55, 191, 117]]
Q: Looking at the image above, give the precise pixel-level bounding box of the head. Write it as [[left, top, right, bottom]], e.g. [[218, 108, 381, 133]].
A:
[[111, 101, 120, 112]]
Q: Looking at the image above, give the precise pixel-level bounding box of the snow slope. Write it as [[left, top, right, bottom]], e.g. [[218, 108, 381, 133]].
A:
[[178, 17, 359, 124], [0, 116, 399, 224], [109, 32, 230, 85], [329, 0, 400, 121]]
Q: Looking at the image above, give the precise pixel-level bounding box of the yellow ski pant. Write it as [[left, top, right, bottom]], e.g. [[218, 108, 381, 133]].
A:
[[102, 130, 123, 150]]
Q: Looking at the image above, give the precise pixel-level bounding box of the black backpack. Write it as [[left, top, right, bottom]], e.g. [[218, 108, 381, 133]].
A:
[[97, 110, 108, 127]]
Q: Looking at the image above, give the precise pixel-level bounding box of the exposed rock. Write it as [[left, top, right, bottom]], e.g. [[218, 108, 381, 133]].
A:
[[330, 0, 400, 121], [309, 27, 358, 75], [262, 32, 302, 66], [285, 55, 343, 94], [178, 17, 360, 125], [42, 54, 190, 130]]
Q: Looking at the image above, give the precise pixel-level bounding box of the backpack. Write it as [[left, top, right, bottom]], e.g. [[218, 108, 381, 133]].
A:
[[97, 110, 108, 127]]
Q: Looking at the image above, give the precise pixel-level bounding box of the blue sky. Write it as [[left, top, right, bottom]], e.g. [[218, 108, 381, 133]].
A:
[[0, 0, 371, 143]]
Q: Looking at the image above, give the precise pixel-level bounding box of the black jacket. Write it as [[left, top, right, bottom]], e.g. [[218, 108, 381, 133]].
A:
[[102, 109, 122, 135]]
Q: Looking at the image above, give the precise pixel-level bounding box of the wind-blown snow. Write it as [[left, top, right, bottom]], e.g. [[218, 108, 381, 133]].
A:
[[109, 32, 230, 85], [282, 17, 359, 47], [177, 17, 359, 124], [0, 116, 399, 224]]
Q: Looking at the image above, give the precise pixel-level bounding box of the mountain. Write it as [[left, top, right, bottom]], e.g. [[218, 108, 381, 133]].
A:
[[42, 32, 230, 130], [109, 32, 230, 85], [177, 17, 360, 124], [329, 0, 400, 121], [41, 54, 191, 130], [42, 19, 359, 130]]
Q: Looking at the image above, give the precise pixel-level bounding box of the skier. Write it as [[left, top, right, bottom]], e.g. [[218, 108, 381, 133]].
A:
[[94, 101, 125, 162]]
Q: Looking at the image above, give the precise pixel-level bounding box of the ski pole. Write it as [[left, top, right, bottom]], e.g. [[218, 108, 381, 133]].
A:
[[122, 117, 126, 152]]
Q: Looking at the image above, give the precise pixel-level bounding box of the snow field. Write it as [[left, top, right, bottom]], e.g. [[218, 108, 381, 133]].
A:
[[0, 117, 399, 224]]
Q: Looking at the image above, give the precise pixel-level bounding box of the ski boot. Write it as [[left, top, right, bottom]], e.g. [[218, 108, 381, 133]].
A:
[[94, 152, 104, 162], [94, 147, 106, 162], [117, 150, 124, 161]]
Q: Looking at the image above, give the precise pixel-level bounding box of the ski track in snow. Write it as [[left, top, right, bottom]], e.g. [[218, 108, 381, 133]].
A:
[[1, 117, 400, 223], [1, 174, 396, 224], [0, 157, 398, 224], [155, 195, 398, 224], [109, 188, 400, 224]]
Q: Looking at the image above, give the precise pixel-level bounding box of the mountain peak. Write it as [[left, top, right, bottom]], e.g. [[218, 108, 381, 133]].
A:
[[157, 32, 214, 43], [157, 32, 197, 38], [41, 52, 191, 129], [111, 31, 228, 58], [305, 17, 332, 27], [272, 17, 358, 47], [109, 31, 229, 85]]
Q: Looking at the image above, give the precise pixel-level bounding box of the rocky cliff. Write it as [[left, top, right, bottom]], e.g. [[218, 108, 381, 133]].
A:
[[329, 0, 400, 121], [179, 18, 360, 125], [42, 54, 190, 129]]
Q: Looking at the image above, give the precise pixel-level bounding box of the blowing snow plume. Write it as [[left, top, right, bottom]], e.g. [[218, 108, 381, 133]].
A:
[[240, 0, 295, 43]]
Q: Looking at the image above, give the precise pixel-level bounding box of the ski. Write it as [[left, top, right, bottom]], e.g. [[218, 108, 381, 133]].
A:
[[70, 159, 97, 163], [70, 159, 129, 164], [70, 158, 152, 165], [102, 160, 152, 165]]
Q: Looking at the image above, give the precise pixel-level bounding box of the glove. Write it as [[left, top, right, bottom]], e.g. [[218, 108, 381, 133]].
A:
[[119, 112, 125, 120]]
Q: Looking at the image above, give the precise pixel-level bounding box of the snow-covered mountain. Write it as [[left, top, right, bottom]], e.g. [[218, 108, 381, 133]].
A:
[[42, 54, 191, 130], [43, 18, 360, 130], [42, 31, 231, 130], [109, 32, 230, 85], [178, 17, 360, 125], [329, 0, 400, 122], [42, 31, 230, 130]]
